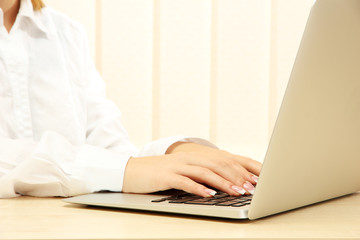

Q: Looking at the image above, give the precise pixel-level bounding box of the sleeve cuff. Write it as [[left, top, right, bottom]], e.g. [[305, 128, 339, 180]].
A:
[[74, 145, 133, 192]]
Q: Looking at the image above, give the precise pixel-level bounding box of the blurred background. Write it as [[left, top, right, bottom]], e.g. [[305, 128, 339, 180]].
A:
[[45, 0, 314, 161]]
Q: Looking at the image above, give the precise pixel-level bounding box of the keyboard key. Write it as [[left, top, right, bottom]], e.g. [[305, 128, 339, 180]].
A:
[[215, 200, 243, 206], [151, 197, 168, 203], [184, 200, 216, 205], [231, 203, 249, 207], [213, 193, 228, 199]]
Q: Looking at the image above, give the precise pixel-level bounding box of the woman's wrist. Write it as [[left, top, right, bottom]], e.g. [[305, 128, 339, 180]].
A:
[[166, 142, 215, 154]]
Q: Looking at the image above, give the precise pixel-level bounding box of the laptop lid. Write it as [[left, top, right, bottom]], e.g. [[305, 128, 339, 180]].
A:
[[248, 0, 360, 219]]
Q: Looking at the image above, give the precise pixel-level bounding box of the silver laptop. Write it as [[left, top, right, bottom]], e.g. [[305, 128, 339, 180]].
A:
[[64, 0, 360, 220]]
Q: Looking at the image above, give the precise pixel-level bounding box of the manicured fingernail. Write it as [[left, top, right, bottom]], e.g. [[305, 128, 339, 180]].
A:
[[231, 185, 246, 195], [252, 175, 259, 183], [243, 181, 255, 195], [204, 188, 217, 197]]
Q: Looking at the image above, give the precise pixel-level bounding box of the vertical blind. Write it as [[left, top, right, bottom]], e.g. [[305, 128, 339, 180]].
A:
[[45, 0, 314, 161]]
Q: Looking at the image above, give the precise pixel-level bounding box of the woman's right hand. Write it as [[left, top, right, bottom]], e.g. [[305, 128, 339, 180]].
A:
[[122, 143, 262, 197]]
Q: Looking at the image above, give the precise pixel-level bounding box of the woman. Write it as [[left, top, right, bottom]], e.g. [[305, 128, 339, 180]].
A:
[[0, 0, 261, 198]]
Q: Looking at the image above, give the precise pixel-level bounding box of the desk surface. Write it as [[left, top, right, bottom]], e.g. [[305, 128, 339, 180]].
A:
[[1, 192, 360, 240]]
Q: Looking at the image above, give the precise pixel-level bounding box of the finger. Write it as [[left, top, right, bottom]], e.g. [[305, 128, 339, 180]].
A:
[[221, 154, 262, 184], [183, 152, 252, 188], [176, 165, 245, 196], [169, 174, 217, 198], [241, 157, 262, 176], [243, 181, 256, 195]]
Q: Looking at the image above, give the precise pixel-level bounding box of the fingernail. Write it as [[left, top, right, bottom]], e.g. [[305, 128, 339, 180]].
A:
[[231, 185, 246, 195], [204, 188, 217, 197], [252, 175, 259, 183], [243, 181, 255, 195]]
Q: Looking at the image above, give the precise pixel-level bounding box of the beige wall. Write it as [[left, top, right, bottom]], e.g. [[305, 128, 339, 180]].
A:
[[45, 0, 314, 161]]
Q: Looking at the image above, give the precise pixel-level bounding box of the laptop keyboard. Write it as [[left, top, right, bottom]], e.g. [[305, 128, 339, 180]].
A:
[[151, 192, 252, 207]]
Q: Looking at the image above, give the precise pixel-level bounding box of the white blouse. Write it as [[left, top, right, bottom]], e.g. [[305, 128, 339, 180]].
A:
[[0, 0, 214, 198]]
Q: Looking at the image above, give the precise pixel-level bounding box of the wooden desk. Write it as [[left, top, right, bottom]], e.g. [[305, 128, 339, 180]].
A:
[[1, 192, 360, 239]]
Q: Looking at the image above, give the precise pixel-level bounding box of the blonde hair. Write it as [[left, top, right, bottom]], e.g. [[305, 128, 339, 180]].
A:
[[31, 0, 45, 11]]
